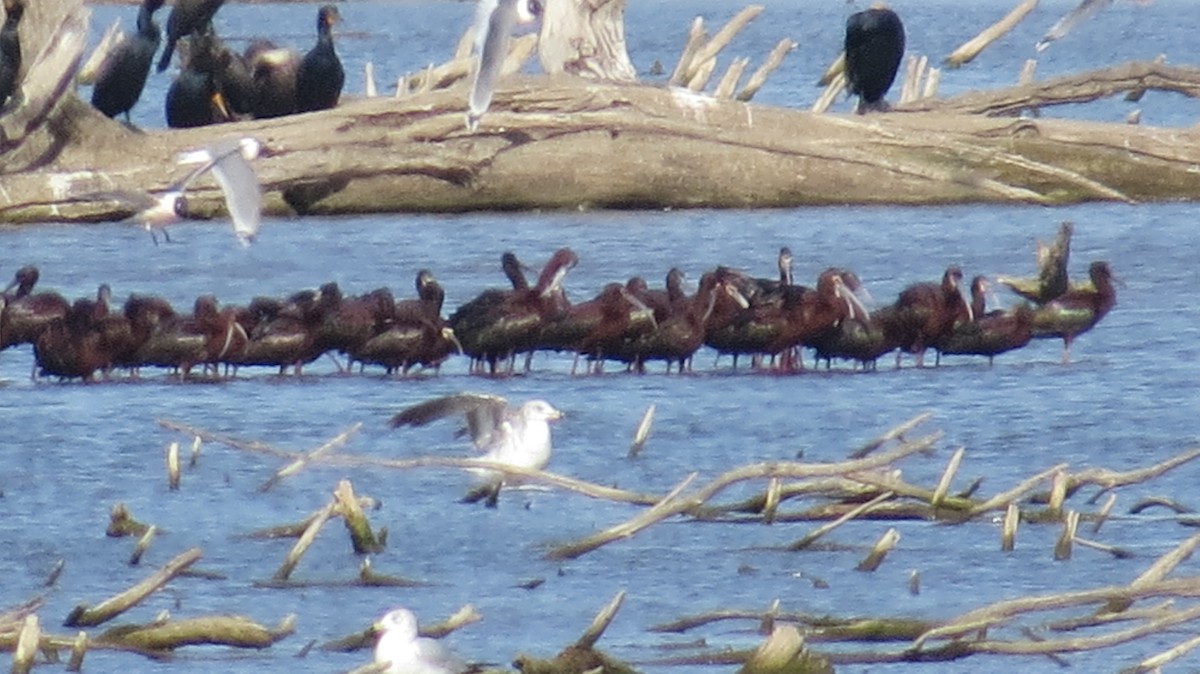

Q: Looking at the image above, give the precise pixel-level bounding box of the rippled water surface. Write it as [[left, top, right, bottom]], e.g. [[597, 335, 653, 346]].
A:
[[5, 0, 1200, 672]]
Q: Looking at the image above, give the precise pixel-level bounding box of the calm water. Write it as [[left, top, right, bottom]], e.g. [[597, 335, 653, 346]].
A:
[[3, 1, 1199, 673]]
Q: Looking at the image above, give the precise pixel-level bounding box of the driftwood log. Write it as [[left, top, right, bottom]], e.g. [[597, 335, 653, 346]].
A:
[[4, 68, 1200, 225]]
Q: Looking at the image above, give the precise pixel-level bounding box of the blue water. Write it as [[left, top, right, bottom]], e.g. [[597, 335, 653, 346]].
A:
[[4, 0, 1200, 672]]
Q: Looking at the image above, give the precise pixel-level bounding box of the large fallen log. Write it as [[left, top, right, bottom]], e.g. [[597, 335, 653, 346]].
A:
[[4, 66, 1200, 225]]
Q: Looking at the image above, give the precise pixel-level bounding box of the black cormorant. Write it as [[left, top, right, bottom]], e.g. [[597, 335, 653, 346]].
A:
[[294, 5, 344, 113], [156, 0, 225, 73], [165, 34, 230, 128], [0, 0, 26, 109], [91, 0, 166, 121], [844, 6, 905, 114]]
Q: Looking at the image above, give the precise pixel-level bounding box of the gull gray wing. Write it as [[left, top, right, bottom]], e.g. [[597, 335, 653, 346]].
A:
[[389, 392, 509, 449], [209, 149, 263, 245], [468, 0, 517, 129]]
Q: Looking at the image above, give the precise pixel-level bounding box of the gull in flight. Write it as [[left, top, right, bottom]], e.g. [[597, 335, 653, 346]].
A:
[[389, 392, 563, 507], [373, 608, 468, 674], [86, 137, 263, 246], [176, 136, 264, 246], [467, 0, 541, 131]]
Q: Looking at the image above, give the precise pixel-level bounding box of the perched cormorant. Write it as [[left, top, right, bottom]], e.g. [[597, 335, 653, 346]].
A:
[[157, 0, 225, 72], [165, 33, 231, 128], [294, 5, 343, 113], [844, 5, 905, 113], [91, 0, 166, 121], [246, 41, 299, 119], [0, 0, 26, 109]]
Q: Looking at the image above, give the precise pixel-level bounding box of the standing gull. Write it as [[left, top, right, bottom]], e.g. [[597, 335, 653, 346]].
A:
[[467, 0, 541, 130], [389, 392, 563, 507], [373, 608, 468, 674]]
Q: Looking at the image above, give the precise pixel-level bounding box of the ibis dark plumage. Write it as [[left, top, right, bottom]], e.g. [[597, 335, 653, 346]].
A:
[[157, 0, 225, 73]]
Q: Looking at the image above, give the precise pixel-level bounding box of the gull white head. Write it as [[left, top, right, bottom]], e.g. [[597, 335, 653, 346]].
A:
[[374, 608, 466, 674], [517, 399, 563, 423]]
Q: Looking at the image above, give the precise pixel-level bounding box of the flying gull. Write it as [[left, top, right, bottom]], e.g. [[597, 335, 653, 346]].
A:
[[467, 0, 541, 131], [373, 608, 468, 674], [389, 392, 563, 506]]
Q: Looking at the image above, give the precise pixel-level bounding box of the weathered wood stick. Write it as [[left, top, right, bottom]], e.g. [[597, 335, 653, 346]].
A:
[[686, 58, 716, 93], [968, 464, 1067, 516], [1106, 532, 1200, 613], [713, 57, 749, 100], [355, 559, 424, 588], [364, 61, 377, 98], [272, 502, 335, 581], [76, 18, 121, 84], [788, 491, 894, 551], [544, 473, 698, 560], [333, 480, 383, 554], [1093, 493, 1117, 533], [258, 423, 362, 492], [1047, 600, 1173, 632], [106, 502, 151, 538], [166, 442, 180, 491], [575, 590, 625, 650], [1054, 510, 1079, 560], [811, 71, 845, 114], [1124, 631, 1200, 673], [627, 403, 655, 459], [758, 598, 780, 635], [129, 525, 157, 566], [12, 615, 40, 674], [847, 412, 932, 460], [913, 576, 1200, 649], [1001, 502, 1019, 552], [669, 17, 706, 87], [500, 34, 538, 77], [66, 631, 86, 672], [94, 614, 295, 652], [922, 67, 941, 100], [740, 624, 831, 674], [157, 419, 295, 459], [898, 54, 923, 105], [816, 51, 844, 87], [1128, 496, 1192, 515], [930, 447, 964, 508], [244, 496, 380, 539], [64, 548, 202, 628], [45, 561, 64, 588], [909, 570, 921, 596], [1047, 469, 1068, 518], [1019, 58, 1037, 86], [321, 604, 479, 652], [943, 0, 1039, 69], [188, 436, 202, 468], [1125, 54, 1166, 103], [856, 528, 900, 572], [683, 5, 764, 88], [761, 477, 781, 525], [736, 38, 795, 102], [1073, 536, 1134, 560]]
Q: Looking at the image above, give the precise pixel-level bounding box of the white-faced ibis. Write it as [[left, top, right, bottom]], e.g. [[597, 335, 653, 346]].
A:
[[2, 266, 70, 350], [844, 5, 905, 114], [295, 5, 343, 113], [230, 295, 325, 375], [1031, 260, 1116, 363], [352, 271, 461, 375], [935, 276, 1035, 365], [705, 268, 863, 371], [468, 0, 541, 130], [561, 283, 656, 373], [91, 0, 165, 122], [614, 271, 740, 373], [373, 608, 467, 674], [34, 298, 112, 382], [450, 248, 577, 374], [996, 221, 1073, 304], [389, 392, 563, 506], [890, 265, 972, 367], [0, 0, 25, 109], [136, 295, 245, 378]]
